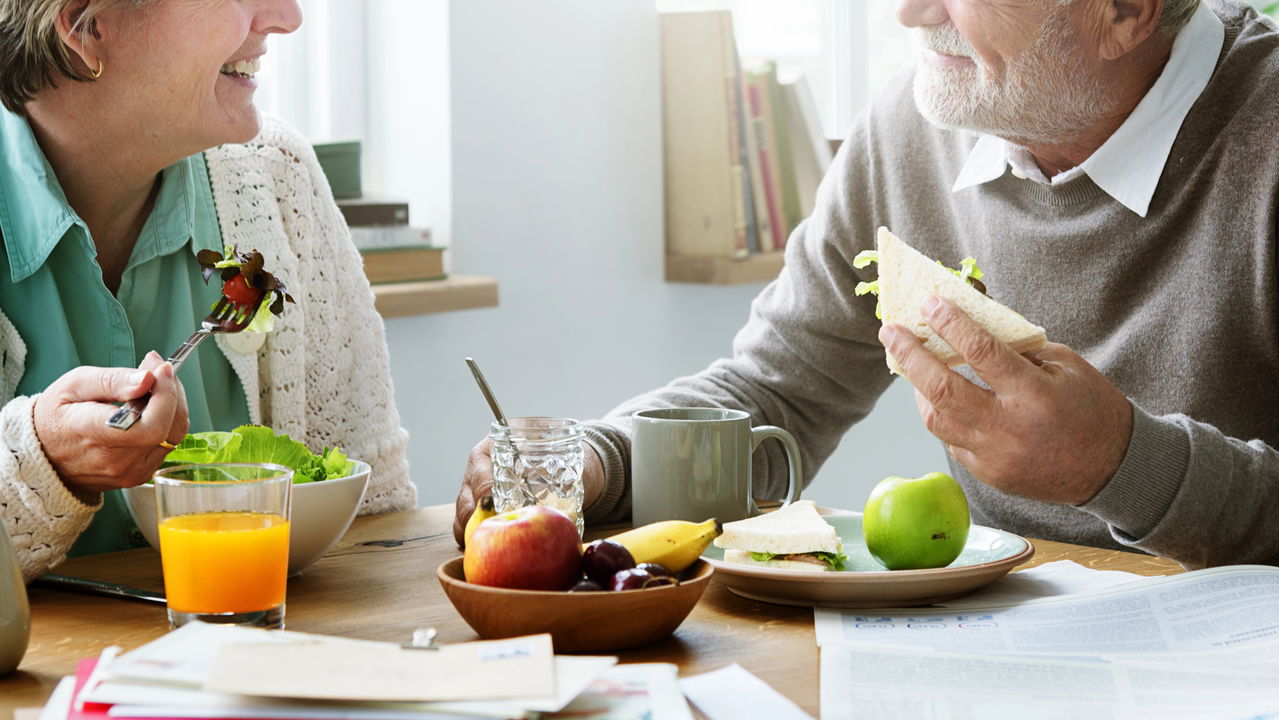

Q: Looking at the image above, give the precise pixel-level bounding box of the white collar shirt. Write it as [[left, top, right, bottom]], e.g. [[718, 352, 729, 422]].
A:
[[950, 1, 1225, 217]]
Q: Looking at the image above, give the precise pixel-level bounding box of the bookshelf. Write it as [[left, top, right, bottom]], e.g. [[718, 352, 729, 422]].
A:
[[659, 12, 833, 287], [371, 275, 499, 319], [666, 252, 785, 285]]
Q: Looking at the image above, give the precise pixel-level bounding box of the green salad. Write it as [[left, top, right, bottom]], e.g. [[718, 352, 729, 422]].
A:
[[162, 425, 355, 484]]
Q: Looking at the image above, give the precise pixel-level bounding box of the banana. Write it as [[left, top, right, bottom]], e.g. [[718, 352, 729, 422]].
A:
[[463, 495, 497, 549], [605, 517, 722, 573]]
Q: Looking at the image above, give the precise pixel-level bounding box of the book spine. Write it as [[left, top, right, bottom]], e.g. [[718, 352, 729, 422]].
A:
[[719, 13, 750, 259], [348, 225, 433, 251], [741, 69, 772, 254], [338, 201, 410, 227], [360, 247, 447, 284], [780, 81, 822, 222], [659, 11, 746, 260], [732, 52, 760, 255], [768, 65, 801, 243], [747, 78, 785, 252], [793, 75, 834, 168]]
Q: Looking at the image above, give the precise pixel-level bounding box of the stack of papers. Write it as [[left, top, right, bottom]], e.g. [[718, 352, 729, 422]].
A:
[[814, 562, 1279, 719], [37, 623, 693, 720]]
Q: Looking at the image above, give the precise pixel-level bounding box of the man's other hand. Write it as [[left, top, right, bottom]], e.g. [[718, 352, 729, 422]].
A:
[[879, 296, 1133, 506], [452, 436, 608, 548]]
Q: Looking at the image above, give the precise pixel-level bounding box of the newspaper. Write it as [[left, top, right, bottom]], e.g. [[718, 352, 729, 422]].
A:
[[815, 564, 1279, 719]]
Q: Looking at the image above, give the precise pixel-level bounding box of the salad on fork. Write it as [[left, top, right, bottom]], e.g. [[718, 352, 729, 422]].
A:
[[105, 245, 294, 430]]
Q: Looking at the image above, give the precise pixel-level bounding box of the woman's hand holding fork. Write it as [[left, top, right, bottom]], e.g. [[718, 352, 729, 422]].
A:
[[33, 351, 189, 502]]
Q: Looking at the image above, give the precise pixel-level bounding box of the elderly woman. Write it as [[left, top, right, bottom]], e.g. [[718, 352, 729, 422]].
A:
[[0, 0, 416, 582]]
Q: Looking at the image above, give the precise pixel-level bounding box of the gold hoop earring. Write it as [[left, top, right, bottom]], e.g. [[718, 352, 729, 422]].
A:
[[90, 59, 104, 79]]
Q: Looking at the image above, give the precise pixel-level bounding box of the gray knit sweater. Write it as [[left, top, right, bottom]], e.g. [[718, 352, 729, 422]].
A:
[[583, 1, 1279, 568]]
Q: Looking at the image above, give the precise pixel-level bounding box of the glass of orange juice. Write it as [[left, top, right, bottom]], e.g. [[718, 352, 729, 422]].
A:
[[154, 463, 292, 629]]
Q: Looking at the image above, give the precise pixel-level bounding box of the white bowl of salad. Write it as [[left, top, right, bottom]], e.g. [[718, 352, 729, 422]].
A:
[[123, 425, 370, 577]]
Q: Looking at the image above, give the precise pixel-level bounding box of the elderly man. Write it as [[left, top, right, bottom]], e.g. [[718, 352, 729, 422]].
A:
[[456, 0, 1279, 568]]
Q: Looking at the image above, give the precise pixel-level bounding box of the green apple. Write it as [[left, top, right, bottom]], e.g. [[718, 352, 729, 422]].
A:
[[862, 472, 970, 570]]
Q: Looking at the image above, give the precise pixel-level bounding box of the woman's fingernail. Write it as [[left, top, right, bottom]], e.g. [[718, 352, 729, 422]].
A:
[[129, 371, 148, 387]]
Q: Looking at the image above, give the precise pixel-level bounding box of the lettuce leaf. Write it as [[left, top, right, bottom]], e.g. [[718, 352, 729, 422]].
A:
[[812, 551, 848, 571], [852, 250, 985, 319], [748, 550, 847, 571], [162, 425, 356, 483], [242, 292, 279, 334]]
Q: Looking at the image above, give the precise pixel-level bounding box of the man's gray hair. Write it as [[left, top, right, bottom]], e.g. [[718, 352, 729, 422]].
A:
[[1049, 0, 1201, 35], [0, 0, 154, 114], [1159, 0, 1202, 34]]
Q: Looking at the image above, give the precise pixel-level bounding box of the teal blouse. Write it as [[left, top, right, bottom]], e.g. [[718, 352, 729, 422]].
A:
[[0, 109, 250, 555]]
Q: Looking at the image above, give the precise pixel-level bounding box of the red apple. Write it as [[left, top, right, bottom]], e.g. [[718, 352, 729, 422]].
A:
[[463, 505, 582, 590]]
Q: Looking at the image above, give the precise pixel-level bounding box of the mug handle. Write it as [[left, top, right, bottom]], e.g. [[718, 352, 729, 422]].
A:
[[749, 425, 803, 514]]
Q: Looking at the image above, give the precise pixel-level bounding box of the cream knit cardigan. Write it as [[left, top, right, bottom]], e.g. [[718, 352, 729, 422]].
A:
[[0, 116, 417, 582]]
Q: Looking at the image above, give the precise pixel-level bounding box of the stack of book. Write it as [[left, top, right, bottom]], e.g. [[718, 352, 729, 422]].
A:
[[338, 197, 445, 285], [311, 140, 446, 286], [660, 11, 833, 261]]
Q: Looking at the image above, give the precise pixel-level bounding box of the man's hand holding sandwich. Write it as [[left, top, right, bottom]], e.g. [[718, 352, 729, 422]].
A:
[[880, 295, 1134, 509]]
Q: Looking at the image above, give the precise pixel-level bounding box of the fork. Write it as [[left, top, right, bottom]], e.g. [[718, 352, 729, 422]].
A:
[[105, 297, 257, 431]]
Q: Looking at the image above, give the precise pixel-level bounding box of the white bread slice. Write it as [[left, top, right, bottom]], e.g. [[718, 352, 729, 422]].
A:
[[876, 227, 1046, 375], [722, 548, 835, 572], [713, 499, 841, 555]]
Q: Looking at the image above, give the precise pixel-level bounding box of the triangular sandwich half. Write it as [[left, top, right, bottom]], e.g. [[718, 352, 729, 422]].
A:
[[869, 227, 1046, 375], [713, 500, 846, 571]]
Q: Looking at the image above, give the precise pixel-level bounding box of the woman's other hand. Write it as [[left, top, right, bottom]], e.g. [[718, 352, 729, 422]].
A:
[[33, 351, 190, 501]]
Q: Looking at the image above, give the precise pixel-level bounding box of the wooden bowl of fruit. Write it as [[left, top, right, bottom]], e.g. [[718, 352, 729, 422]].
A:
[[438, 505, 717, 652]]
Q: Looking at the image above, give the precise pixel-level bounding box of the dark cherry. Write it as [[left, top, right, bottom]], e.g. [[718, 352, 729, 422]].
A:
[[580, 539, 636, 585], [609, 568, 678, 591], [636, 562, 675, 579], [568, 579, 606, 593]]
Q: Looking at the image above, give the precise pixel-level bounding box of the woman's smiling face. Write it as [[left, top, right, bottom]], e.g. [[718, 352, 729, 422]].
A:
[[94, 0, 302, 152]]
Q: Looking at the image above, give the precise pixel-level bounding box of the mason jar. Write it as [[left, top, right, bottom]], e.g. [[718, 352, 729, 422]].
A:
[[490, 417, 585, 537]]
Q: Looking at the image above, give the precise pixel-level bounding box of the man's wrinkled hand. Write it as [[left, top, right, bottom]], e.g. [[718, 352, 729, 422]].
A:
[[453, 435, 607, 548], [879, 296, 1133, 506]]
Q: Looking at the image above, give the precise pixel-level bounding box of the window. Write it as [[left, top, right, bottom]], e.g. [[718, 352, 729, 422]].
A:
[[256, 0, 367, 142], [255, 1, 451, 246]]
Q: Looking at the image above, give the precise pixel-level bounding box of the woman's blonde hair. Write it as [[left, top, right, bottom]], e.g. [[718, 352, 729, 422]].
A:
[[0, 0, 153, 113]]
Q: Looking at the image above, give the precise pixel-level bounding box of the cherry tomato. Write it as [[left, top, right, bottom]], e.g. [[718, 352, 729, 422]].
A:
[[222, 273, 262, 307]]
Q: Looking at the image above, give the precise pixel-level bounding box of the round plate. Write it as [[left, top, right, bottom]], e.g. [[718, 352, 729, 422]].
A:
[[701, 511, 1034, 608]]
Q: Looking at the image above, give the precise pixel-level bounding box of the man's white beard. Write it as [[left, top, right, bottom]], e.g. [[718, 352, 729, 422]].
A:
[[912, 13, 1121, 144]]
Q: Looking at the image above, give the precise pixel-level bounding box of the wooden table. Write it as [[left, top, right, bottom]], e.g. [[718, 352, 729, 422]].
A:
[[1, 505, 1183, 717]]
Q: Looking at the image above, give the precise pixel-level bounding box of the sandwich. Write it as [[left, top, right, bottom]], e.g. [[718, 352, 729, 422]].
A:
[[713, 500, 847, 571], [855, 227, 1047, 375]]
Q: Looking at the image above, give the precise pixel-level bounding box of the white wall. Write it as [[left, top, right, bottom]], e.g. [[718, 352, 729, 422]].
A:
[[383, 0, 948, 517]]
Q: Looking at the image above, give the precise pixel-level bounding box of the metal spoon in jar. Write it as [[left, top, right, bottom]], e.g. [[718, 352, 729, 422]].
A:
[[465, 357, 511, 429], [464, 357, 522, 490]]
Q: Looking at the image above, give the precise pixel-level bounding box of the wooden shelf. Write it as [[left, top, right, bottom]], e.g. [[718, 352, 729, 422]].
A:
[[665, 252, 785, 285], [372, 275, 499, 318]]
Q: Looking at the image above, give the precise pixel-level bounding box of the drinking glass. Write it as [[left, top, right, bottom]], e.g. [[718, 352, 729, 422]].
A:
[[490, 417, 585, 537], [154, 463, 292, 629]]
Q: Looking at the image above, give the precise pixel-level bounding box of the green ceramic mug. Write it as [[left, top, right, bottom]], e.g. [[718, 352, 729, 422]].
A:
[[630, 408, 802, 527]]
